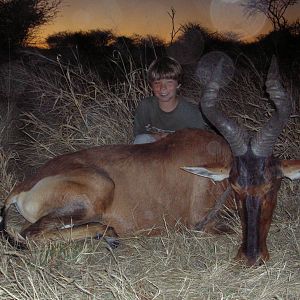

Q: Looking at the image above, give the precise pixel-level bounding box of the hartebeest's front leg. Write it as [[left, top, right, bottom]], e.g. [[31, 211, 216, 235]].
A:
[[21, 215, 119, 247]]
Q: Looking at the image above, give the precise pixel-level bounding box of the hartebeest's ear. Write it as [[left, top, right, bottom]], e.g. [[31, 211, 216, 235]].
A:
[[181, 165, 230, 182], [280, 160, 300, 180]]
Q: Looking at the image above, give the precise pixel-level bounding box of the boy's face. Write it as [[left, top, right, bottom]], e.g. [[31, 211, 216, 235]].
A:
[[151, 79, 179, 103]]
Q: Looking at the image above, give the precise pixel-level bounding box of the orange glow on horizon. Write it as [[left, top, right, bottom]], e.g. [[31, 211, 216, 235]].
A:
[[33, 0, 300, 48]]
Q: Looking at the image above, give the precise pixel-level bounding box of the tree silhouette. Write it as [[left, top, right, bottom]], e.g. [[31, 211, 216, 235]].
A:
[[0, 0, 62, 57], [47, 30, 114, 50], [242, 0, 299, 31]]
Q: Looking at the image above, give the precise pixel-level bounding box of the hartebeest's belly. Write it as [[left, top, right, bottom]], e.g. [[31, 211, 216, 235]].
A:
[[102, 174, 223, 235]]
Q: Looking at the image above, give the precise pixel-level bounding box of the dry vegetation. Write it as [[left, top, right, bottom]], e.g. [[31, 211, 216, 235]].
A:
[[0, 53, 299, 299]]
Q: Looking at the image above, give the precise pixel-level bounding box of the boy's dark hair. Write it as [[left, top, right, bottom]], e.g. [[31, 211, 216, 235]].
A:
[[147, 56, 183, 84]]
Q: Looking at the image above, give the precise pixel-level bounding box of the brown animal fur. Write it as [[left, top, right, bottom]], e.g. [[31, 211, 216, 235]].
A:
[[2, 129, 233, 243]]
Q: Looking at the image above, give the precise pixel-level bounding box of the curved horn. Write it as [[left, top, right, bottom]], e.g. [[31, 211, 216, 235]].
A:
[[200, 58, 248, 156], [251, 56, 292, 157]]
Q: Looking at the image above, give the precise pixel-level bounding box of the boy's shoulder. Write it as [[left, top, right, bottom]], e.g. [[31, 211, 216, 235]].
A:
[[138, 96, 158, 109], [179, 95, 196, 103], [178, 96, 199, 109], [135, 96, 159, 116], [140, 95, 156, 103]]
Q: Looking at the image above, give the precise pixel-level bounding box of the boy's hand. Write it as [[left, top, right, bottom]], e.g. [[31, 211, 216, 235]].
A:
[[145, 125, 174, 141], [145, 124, 175, 134], [151, 133, 169, 141]]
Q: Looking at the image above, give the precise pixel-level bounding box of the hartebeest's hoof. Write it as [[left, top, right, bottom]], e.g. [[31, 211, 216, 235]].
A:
[[104, 236, 120, 249], [95, 233, 120, 249], [2, 231, 28, 250], [234, 248, 269, 267]]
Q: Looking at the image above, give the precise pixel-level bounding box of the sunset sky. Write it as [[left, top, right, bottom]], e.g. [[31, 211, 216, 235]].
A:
[[39, 0, 300, 44]]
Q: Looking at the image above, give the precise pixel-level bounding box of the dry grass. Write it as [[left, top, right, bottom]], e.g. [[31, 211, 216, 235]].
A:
[[0, 218, 299, 299], [0, 53, 299, 299], [1, 52, 150, 171]]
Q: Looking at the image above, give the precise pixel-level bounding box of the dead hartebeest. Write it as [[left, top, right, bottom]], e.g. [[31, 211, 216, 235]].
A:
[[1, 56, 299, 266]]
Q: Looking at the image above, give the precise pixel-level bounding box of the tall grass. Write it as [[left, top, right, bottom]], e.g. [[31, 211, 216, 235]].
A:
[[3, 52, 151, 169]]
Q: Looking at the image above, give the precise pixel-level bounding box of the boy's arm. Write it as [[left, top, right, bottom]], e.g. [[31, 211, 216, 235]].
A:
[[133, 101, 148, 136], [133, 116, 144, 136]]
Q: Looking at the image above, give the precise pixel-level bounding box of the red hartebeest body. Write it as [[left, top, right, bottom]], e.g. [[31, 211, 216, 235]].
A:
[[2, 129, 232, 241]]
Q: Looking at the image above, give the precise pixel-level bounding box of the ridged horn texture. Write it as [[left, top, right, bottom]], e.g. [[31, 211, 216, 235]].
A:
[[200, 58, 248, 156], [251, 56, 292, 157]]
